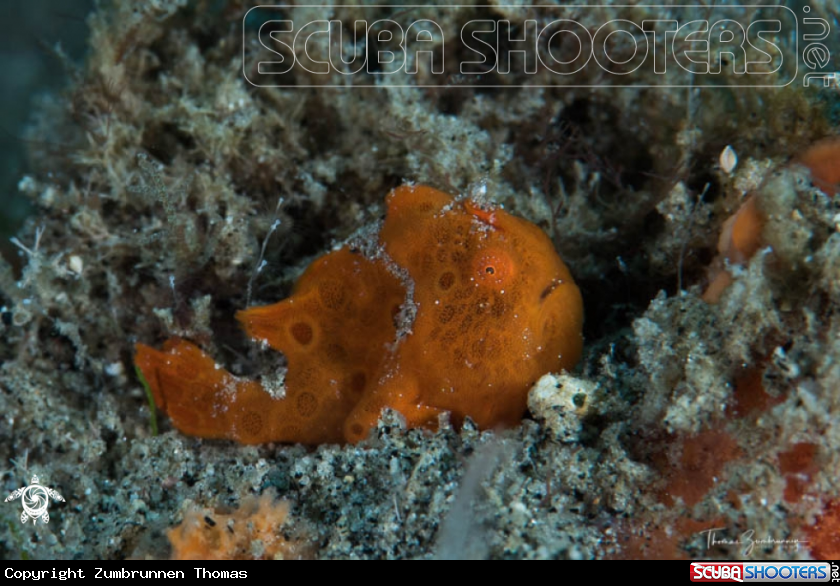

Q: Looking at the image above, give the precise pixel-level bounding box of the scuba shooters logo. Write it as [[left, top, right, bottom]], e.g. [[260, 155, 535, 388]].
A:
[[242, 4, 805, 88], [691, 562, 836, 583]]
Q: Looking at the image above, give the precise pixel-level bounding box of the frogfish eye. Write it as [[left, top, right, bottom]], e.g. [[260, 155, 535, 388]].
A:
[[473, 249, 515, 288]]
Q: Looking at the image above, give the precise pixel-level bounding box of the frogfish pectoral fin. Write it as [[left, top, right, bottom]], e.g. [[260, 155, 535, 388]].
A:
[[134, 338, 349, 444]]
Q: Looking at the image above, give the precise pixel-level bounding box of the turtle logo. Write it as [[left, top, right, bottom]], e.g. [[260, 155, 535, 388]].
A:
[[5, 475, 64, 525]]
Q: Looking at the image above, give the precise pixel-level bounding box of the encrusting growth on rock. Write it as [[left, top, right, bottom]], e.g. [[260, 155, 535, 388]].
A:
[[798, 137, 840, 196], [703, 194, 765, 303], [135, 185, 584, 444], [703, 136, 840, 303], [167, 492, 309, 560], [807, 500, 840, 561]]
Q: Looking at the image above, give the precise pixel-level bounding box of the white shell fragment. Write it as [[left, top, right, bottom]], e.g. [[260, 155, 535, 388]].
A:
[[68, 255, 84, 275], [720, 145, 738, 174]]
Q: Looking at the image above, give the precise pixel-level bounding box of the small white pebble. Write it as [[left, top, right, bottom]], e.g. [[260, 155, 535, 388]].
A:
[[105, 362, 124, 377], [720, 145, 738, 174], [17, 176, 36, 193], [68, 255, 84, 275]]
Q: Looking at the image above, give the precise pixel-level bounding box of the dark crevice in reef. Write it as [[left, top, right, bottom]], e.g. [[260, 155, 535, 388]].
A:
[[141, 123, 197, 167], [516, 98, 669, 343]]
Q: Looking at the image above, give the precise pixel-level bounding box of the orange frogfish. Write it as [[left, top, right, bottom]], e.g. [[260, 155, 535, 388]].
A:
[[135, 185, 584, 444]]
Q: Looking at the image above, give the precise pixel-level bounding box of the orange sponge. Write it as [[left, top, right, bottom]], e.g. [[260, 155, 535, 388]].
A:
[[807, 499, 840, 560], [167, 493, 309, 560], [703, 195, 765, 303], [799, 137, 840, 196]]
